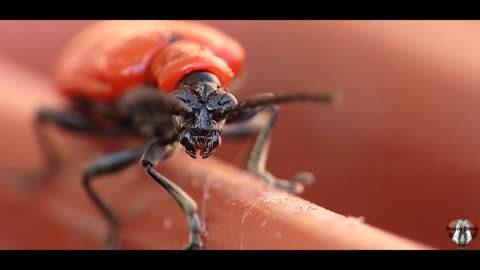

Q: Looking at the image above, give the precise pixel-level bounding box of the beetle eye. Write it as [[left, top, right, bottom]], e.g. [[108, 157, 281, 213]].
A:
[[209, 93, 237, 121], [218, 93, 238, 109], [192, 103, 202, 110], [174, 90, 191, 104]]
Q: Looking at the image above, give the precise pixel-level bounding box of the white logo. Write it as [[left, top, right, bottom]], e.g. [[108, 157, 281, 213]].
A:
[[447, 219, 478, 249]]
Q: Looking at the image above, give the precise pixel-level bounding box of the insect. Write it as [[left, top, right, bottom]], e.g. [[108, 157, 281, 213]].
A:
[[35, 20, 334, 250]]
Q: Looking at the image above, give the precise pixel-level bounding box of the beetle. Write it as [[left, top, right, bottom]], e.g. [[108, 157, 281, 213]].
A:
[[35, 20, 334, 250]]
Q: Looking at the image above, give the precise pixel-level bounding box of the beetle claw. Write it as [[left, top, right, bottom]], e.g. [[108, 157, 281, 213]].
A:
[[290, 171, 316, 186]]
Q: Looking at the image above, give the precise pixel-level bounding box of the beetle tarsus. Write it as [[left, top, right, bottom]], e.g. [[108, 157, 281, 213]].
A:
[[184, 214, 204, 250], [260, 171, 315, 194], [290, 171, 316, 187], [185, 242, 202, 250], [104, 227, 120, 250]]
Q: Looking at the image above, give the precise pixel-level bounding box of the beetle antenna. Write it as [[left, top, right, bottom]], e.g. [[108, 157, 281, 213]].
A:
[[118, 85, 192, 116], [234, 92, 337, 112]]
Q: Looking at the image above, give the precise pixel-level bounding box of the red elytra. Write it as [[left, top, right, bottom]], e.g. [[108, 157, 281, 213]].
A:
[[54, 20, 245, 101]]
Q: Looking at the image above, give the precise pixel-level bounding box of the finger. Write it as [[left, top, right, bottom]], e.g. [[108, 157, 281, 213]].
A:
[[0, 56, 430, 250], [206, 20, 480, 249]]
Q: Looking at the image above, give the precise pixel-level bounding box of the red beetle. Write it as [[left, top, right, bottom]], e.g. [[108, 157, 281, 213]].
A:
[[36, 20, 334, 250]]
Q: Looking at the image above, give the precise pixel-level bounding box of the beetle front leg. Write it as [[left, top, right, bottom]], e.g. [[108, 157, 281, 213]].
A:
[[141, 138, 204, 250], [224, 106, 314, 194]]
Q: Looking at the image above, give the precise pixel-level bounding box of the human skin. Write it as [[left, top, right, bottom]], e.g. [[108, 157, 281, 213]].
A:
[[0, 20, 479, 249], [0, 55, 429, 249]]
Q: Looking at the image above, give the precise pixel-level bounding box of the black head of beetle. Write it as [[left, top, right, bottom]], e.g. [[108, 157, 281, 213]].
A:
[[173, 71, 238, 159]]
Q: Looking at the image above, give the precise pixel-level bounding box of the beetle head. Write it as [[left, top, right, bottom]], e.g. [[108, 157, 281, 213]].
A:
[[173, 75, 238, 159]]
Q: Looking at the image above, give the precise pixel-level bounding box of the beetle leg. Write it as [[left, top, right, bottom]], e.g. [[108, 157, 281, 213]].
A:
[[31, 108, 111, 187], [141, 138, 204, 250], [226, 106, 314, 194], [36, 108, 104, 157], [82, 146, 145, 249], [223, 92, 334, 194]]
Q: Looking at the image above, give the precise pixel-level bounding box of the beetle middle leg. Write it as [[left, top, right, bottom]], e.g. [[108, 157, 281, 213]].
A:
[[36, 108, 105, 165], [223, 106, 314, 194], [83, 146, 144, 249], [21, 108, 116, 189]]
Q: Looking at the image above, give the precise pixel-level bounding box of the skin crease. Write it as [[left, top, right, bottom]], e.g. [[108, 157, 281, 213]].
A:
[[0, 20, 479, 249]]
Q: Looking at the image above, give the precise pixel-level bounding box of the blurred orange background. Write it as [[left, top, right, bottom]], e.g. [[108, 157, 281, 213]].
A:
[[0, 20, 479, 250]]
